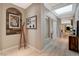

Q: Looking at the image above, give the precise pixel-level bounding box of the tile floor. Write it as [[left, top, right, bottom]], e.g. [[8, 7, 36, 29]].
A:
[[1, 37, 79, 56]]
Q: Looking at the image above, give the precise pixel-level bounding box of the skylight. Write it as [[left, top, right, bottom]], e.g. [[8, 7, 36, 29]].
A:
[[55, 5, 72, 15]]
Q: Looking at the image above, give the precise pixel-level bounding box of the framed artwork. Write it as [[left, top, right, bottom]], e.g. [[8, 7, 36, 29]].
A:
[[26, 15, 37, 29], [6, 8, 22, 35], [9, 13, 20, 29]]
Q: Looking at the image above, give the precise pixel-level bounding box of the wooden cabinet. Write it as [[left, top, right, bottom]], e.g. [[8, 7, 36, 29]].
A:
[[69, 36, 79, 52]]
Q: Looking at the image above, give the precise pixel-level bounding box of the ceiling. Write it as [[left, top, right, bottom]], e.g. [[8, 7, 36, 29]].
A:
[[12, 3, 32, 9], [44, 3, 77, 19], [12, 3, 77, 24], [11, 3, 78, 25]]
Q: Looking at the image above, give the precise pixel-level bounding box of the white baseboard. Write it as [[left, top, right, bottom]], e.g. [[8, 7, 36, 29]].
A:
[[0, 44, 41, 54], [2, 45, 18, 52]]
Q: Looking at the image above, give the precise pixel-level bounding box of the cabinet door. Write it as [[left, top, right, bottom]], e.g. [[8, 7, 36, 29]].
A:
[[69, 36, 74, 50], [74, 37, 78, 52], [69, 36, 78, 52]]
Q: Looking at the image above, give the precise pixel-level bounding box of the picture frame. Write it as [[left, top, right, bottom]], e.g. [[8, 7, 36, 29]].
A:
[[26, 15, 37, 29], [9, 13, 20, 29], [6, 8, 22, 35]]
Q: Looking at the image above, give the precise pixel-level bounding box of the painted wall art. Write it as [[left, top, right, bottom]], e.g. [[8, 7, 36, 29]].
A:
[[9, 13, 20, 29], [26, 15, 37, 29], [6, 8, 22, 35]]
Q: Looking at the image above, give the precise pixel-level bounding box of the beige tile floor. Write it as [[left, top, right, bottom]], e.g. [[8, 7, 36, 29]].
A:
[[1, 37, 79, 56]]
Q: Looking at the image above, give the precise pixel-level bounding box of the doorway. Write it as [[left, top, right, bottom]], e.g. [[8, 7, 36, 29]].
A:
[[60, 19, 73, 39], [43, 16, 53, 50]]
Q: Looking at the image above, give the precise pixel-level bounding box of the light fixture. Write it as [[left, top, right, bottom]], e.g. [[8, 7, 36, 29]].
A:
[[54, 4, 72, 15]]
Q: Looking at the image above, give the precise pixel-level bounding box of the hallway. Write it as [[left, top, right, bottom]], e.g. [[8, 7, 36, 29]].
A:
[[41, 37, 79, 56], [0, 3, 79, 56], [1, 37, 79, 56]]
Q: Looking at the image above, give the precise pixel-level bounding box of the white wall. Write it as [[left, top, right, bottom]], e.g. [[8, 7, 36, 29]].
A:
[[48, 13, 59, 40], [57, 18, 61, 38], [0, 3, 25, 50], [42, 6, 58, 40], [24, 3, 43, 50], [41, 6, 50, 39], [0, 4, 2, 50], [0, 3, 46, 51], [74, 4, 79, 35], [0, 3, 61, 51]]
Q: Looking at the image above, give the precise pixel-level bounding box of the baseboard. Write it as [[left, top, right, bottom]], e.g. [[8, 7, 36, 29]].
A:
[[27, 44, 41, 53], [1, 44, 41, 54], [2, 45, 18, 52]]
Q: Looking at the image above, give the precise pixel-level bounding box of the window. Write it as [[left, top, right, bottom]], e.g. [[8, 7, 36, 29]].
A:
[[54, 5, 72, 15]]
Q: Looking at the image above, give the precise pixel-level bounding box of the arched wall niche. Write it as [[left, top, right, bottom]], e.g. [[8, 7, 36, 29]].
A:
[[6, 7, 22, 35]]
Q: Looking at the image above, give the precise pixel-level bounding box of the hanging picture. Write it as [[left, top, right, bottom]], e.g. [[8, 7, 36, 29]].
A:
[[6, 8, 22, 35], [9, 13, 20, 29], [26, 15, 37, 29]]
